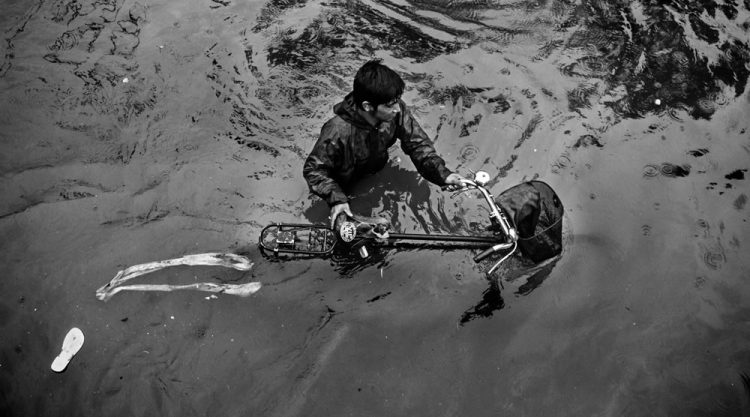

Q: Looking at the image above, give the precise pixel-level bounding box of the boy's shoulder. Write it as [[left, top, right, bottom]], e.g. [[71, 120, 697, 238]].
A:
[[323, 114, 349, 127], [320, 114, 367, 139], [314, 116, 345, 145]]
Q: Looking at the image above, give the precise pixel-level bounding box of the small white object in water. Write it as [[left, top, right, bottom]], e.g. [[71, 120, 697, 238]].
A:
[[654, 99, 661, 105], [122, 77, 129, 83], [51, 328, 84, 372]]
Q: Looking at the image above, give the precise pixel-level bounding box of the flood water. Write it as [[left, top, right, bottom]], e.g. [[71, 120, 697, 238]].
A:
[[1, 0, 750, 415]]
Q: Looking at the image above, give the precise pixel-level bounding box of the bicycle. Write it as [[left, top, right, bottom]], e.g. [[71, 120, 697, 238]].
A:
[[259, 171, 519, 274]]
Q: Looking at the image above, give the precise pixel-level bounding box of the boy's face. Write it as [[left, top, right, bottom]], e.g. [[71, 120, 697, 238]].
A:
[[364, 98, 401, 122]]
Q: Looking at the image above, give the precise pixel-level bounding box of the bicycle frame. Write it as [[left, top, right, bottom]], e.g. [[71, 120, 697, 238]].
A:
[[258, 171, 519, 272]]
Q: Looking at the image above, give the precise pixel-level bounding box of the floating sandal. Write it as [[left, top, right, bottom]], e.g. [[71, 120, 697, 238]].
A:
[[51, 327, 84, 372]]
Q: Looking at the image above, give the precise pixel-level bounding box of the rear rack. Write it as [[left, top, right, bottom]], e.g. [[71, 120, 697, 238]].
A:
[[259, 223, 337, 257]]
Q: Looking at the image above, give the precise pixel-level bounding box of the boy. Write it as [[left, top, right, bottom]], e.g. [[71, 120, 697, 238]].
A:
[[303, 59, 466, 227]]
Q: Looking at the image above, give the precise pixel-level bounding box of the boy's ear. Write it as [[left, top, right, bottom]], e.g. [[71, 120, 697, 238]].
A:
[[361, 101, 374, 112]]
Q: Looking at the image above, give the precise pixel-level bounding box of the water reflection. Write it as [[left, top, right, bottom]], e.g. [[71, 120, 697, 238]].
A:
[[303, 163, 461, 232], [460, 255, 559, 325], [259, 0, 749, 121]]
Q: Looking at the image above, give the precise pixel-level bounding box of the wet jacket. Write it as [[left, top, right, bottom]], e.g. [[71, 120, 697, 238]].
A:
[[303, 93, 452, 206]]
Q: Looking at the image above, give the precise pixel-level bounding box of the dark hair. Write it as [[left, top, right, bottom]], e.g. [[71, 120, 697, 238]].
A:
[[353, 59, 405, 108]]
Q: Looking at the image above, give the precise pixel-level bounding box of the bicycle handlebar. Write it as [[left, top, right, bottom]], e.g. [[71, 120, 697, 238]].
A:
[[450, 177, 518, 243]]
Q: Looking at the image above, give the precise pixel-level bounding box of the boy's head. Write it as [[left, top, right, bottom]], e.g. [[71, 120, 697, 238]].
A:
[[353, 59, 405, 110]]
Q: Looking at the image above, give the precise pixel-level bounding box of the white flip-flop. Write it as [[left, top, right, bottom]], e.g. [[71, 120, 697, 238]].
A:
[[51, 327, 84, 372]]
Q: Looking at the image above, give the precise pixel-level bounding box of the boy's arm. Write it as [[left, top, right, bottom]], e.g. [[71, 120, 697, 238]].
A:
[[397, 105, 453, 185], [303, 124, 349, 207]]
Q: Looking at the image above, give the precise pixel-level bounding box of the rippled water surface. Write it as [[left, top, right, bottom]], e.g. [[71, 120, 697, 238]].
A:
[[1, 0, 750, 415]]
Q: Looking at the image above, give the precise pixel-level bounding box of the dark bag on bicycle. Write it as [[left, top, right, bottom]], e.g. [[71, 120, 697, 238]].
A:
[[495, 181, 564, 263]]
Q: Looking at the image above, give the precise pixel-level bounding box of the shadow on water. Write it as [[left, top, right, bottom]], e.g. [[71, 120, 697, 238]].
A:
[[460, 255, 560, 325]]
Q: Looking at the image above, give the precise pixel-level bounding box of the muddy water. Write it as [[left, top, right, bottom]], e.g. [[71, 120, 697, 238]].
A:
[[1, 0, 749, 415]]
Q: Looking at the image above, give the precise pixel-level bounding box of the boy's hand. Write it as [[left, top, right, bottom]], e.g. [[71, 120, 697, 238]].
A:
[[443, 173, 470, 192], [330, 203, 354, 229]]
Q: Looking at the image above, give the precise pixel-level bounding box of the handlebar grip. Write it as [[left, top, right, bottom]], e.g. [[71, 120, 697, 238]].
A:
[[473, 246, 497, 263]]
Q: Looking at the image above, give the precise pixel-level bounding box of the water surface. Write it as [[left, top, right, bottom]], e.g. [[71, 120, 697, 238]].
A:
[[1, 0, 749, 415]]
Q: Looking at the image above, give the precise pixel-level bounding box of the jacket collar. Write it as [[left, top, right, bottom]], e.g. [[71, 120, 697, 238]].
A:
[[333, 93, 380, 129]]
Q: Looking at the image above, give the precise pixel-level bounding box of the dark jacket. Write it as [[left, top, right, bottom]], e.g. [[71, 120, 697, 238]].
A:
[[303, 93, 452, 206]]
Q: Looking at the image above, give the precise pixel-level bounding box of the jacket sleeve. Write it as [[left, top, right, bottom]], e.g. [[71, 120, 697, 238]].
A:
[[397, 105, 453, 185], [303, 122, 349, 207]]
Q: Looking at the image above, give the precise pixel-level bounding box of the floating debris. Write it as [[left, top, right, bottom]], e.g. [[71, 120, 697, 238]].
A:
[[96, 253, 258, 301], [573, 134, 604, 149], [725, 169, 747, 180]]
